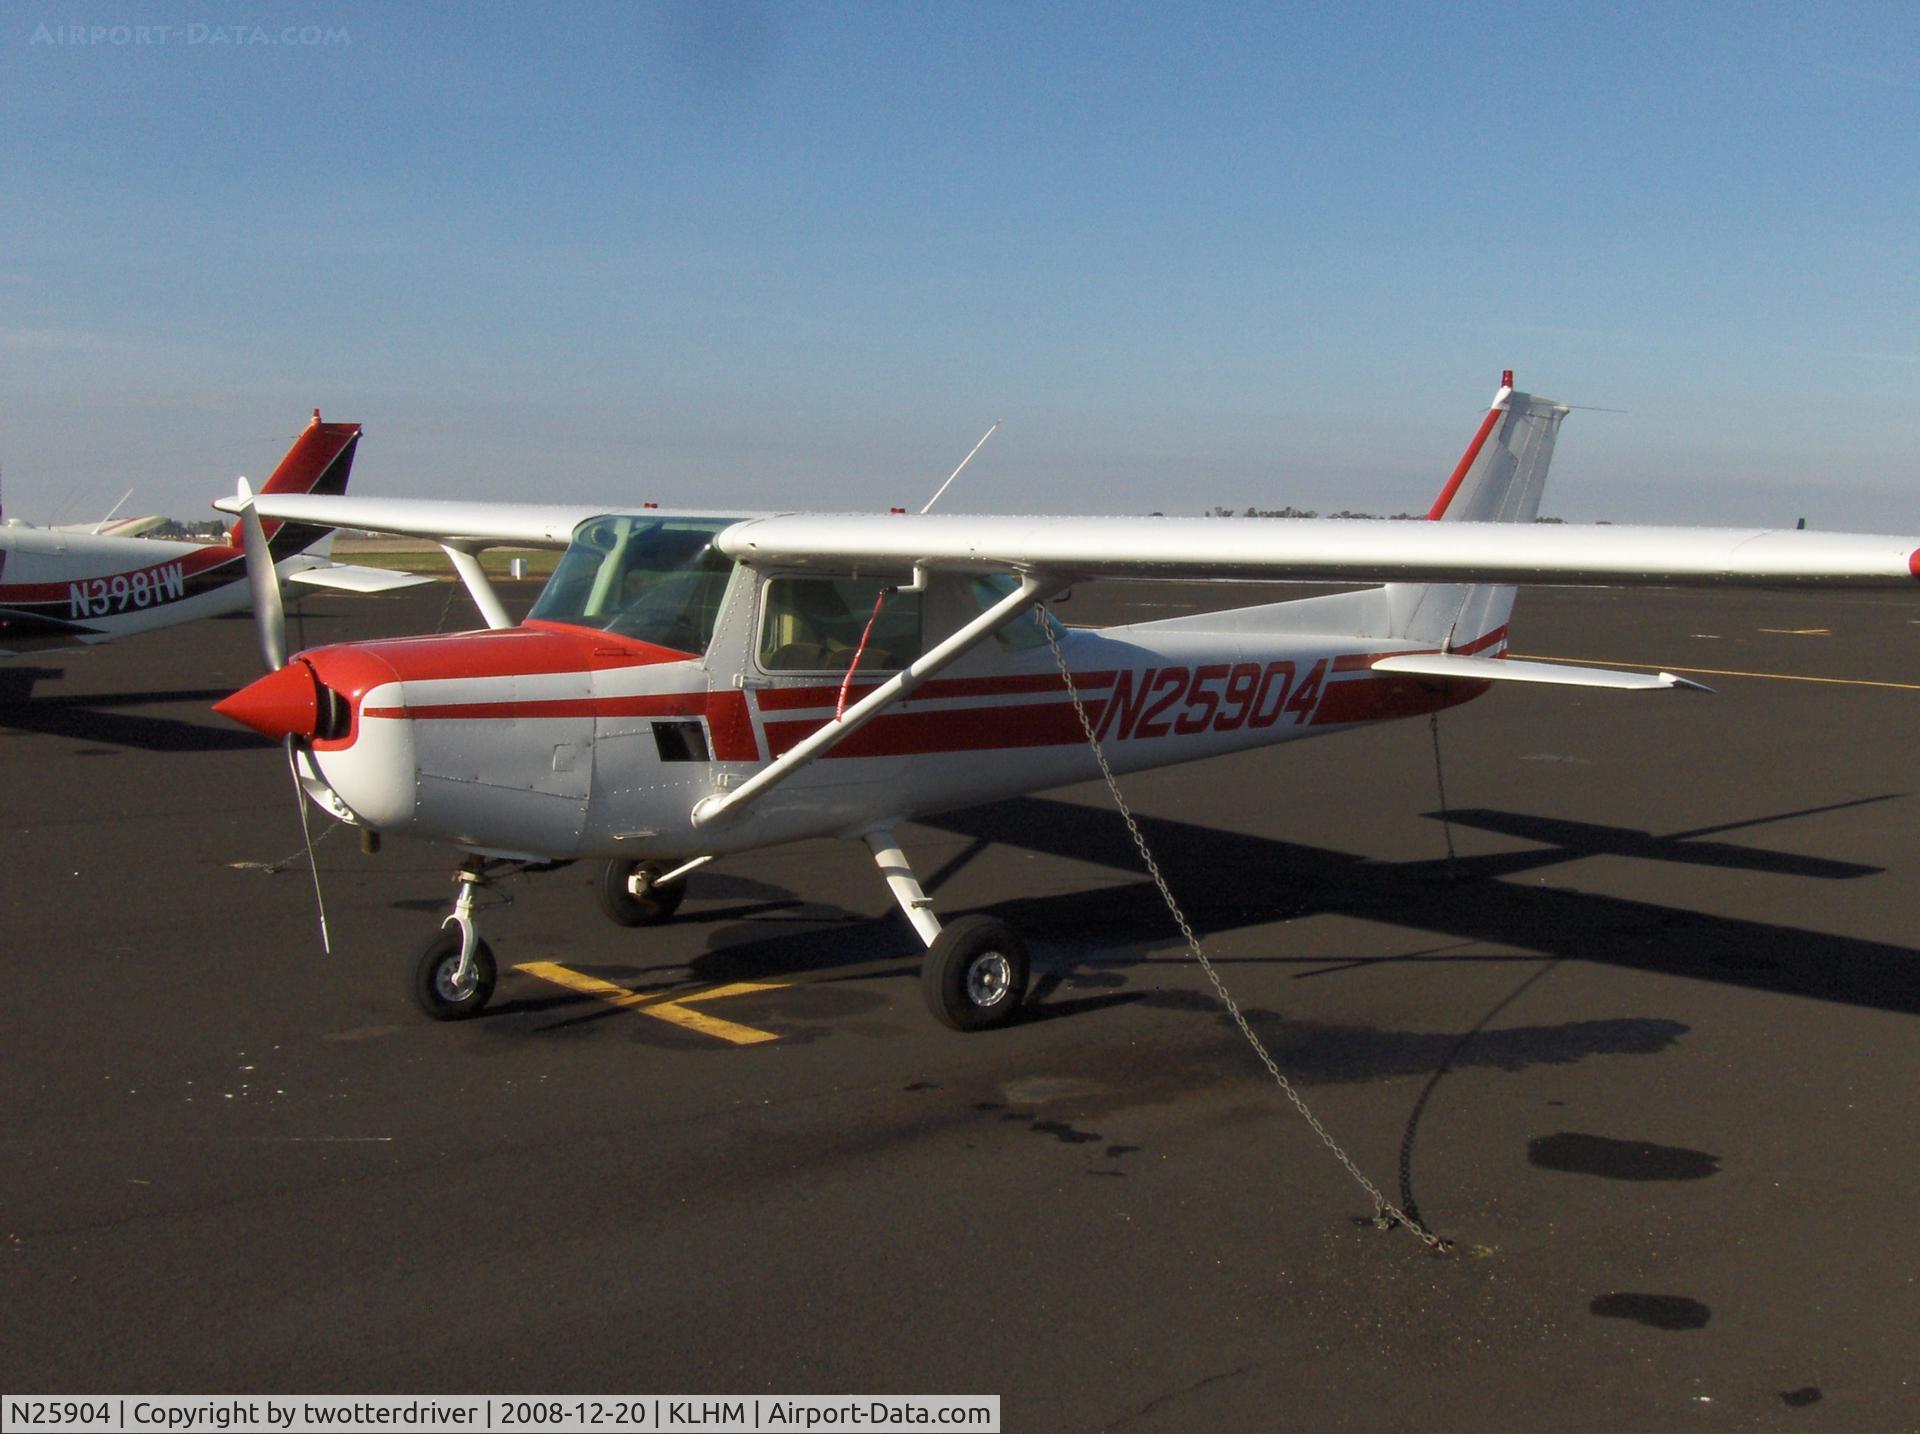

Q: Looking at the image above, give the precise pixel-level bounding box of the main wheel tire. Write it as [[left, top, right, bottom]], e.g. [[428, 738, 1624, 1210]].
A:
[[412, 930, 497, 1021], [595, 859, 687, 928], [922, 915, 1029, 1032]]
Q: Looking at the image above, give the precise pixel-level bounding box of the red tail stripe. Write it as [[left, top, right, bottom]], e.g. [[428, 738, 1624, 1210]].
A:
[[1426, 403, 1504, 521], [1450, 624, 1510, 656], [1333, 626, 1509, 675]]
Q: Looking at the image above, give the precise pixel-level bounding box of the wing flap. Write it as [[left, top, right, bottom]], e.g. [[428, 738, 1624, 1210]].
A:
[[1373, 653, 1712, 692]]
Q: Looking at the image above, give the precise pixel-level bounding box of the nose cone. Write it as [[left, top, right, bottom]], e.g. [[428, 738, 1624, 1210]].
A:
[[215, 661, 320, 742]]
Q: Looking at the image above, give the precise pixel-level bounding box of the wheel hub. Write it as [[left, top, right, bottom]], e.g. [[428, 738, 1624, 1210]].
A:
[[966, 952, 1012, 1008], [434, 959, 477, 1002]]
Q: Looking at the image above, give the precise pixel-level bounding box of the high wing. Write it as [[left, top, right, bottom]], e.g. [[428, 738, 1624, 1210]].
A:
[[225, 496, 1920, 591], [211, 496, 764, 632], [220, 393, 1920, 695], [209, 495, 758, 549], [711, 512, 1920, 589]]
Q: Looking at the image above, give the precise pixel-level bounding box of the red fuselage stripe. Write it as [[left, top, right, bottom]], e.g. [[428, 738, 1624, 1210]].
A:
[[763, 703, 1096, 758], [1311, 674, 1489, 726], [752, 670, 1118, 711], [354, 656, 1493, 758]]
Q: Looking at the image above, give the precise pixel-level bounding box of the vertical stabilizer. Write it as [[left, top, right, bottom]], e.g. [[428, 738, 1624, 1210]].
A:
[[220, 410, 362, 562], [1388, 375, 1569, 651]]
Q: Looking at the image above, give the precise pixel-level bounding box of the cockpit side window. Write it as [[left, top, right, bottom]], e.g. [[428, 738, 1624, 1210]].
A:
[[528, 515, 736, 654], [967, 573, 1052, 650], [759, 576, 923, 672]]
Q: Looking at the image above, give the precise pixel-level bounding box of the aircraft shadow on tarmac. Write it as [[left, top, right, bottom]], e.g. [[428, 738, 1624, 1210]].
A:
[[466, 788, 1920, 1035], [0, 682, 261, 752], [912, 792, 1920, 1019]]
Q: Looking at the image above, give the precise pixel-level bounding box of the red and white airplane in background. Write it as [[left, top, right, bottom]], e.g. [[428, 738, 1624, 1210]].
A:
[[0, 412, 421, 659], [212, 375, 1920, 1030]]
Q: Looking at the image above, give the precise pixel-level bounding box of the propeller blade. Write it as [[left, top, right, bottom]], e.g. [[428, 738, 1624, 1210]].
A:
[[285, 738, 332, 955], [235, 477, 287, 671]]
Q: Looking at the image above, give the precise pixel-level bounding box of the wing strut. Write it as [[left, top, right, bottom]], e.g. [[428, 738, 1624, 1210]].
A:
[[440, 543, 513, 630], [691, 572, 1054, 829]]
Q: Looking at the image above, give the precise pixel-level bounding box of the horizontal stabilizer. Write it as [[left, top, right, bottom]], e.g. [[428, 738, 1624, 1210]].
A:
[[52, 515, 167, 538], [1371, 653, 1713, 693], [286, 563, 434, 594]]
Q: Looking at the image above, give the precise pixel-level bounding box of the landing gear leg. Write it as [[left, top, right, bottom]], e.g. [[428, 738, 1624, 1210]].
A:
[[865, 828, 1028, 1032], [866, 829, 943, 949], [412, 858, 503, 1020]]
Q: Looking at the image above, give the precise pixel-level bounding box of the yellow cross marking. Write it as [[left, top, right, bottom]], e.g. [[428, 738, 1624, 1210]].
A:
[[514, 961, 786, 1045]]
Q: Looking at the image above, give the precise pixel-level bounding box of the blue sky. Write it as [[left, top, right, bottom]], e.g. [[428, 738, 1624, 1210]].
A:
[[3, 1, 1915, 527]]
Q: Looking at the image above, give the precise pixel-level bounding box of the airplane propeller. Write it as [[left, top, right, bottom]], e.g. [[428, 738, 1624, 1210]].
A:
[[233, 476, 287, 671], [228, 476, 331, 952]]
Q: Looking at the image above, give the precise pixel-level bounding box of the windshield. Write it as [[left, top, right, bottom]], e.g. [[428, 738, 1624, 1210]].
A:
[[528, 515, 736, 654]]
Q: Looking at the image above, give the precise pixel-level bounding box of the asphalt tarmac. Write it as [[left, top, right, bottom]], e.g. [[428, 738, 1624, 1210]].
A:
[[4, 581, 1919, 1431]]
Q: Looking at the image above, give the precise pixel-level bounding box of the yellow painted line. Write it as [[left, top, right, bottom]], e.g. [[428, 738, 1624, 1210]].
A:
[[514, 961, 786, 1045], [1513, 654, 1920, 693]]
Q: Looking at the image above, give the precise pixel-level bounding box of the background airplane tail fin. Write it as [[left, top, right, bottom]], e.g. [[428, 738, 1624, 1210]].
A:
[[1386, 375, 1570, 651], [222, 411, 361, 558]]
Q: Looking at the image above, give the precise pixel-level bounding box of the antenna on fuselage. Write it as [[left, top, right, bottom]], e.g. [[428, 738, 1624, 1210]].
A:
[[920, 421, 1000, 514], [91, 489, 136, 535]]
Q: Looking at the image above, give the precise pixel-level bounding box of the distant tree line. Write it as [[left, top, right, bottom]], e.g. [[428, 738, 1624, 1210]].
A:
[[148, 518, 229, 540], [1204, 505, 1565, 522]]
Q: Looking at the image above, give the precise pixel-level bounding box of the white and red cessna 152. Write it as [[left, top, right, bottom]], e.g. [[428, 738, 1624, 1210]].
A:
[[212, 376, 1920, 1029], [0, 412, 421, 658]]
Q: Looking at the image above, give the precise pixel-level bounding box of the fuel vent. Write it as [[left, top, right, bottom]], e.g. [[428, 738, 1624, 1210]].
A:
[[652, 720, 710, 763]]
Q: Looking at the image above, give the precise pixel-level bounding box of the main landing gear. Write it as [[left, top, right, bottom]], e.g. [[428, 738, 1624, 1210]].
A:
[[867, 829, 1030, 1031], [593, 856, 709, 928], [409, 843, 1027, 1033], [593, 840, 1027, 1031]]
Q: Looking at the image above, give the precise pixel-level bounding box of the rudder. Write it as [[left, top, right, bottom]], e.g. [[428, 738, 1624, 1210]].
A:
[[1388, 374, 1569, 651]]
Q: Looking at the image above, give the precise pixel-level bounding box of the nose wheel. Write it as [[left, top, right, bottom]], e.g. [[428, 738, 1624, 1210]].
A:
[[413, 928, 497, 1020], [409, 855, 568, 1021]]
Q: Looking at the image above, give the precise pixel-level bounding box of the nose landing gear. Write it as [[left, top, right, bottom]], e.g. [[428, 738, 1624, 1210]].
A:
[[409, 856, 569, 1020], [413, 927, 497, 1020]]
